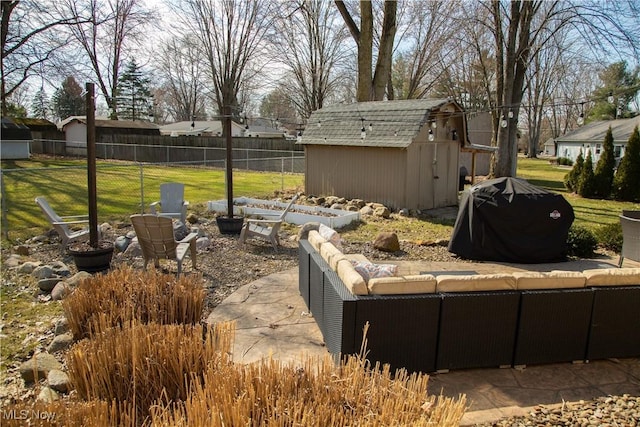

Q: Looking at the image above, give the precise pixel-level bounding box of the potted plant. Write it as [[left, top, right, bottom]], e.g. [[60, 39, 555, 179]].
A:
[[68, 82, 114, 272], [215, 100, 244, 234]]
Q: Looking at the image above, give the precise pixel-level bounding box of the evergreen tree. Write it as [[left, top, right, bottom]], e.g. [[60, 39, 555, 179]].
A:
[[564, 150, 584, 192], [30, 88, 50, 119], [116, 60, 152, 121], [612, 125, 640, 202], [593, 127, 616, 198], [52, 76, 85, 120], [588, 62, 640, 121], [577, 150, 596, 198]]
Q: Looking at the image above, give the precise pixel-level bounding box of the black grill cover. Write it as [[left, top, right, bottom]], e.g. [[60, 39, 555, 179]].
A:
[[448, 177, 574, 263]]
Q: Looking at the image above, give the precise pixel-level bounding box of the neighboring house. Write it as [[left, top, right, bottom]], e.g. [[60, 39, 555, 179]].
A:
[[543, 138, 556, 157], [244, 124, 288, 138], [11, 117, 61, 140], [554, 116, 640, 164], [159, 121, 244, 137], [59, 116, 160, 155], [1, 117, 32, 159], [298, 99, 474, 210]]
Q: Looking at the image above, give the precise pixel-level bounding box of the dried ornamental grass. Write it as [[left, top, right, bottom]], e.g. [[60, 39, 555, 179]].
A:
[[149, 333, 467, 426], [66, 321, 234, 424], [0, 400, 135, 427], [62, 266, 205, 339]]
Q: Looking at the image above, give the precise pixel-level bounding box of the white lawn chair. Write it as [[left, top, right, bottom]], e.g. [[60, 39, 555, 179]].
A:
[[130, 214, 197, 276], [149, 182, 189, 223], [35, 196, 91, 248], [238, 193, 300, 251]]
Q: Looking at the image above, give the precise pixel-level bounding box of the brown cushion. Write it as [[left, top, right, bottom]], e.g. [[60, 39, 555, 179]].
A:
[[336, 259, 368, 295], [308, 230, 327, 251], [514, 271, 586, 290], [583, 268, 640, 286], [436, 273, 516, 292], [368, 275, 437, 295]]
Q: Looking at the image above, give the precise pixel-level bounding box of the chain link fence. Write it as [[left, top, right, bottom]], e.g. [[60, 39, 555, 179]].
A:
[[1, 155, 304, 240]]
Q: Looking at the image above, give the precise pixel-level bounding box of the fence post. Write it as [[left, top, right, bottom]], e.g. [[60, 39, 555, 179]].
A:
[[281, 157, 285, 190], [139, 163, 145, 213], [1, 171, 8, 239]]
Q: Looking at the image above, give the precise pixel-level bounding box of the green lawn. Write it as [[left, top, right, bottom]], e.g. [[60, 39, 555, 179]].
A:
[[1, 158, 304, 240], [516, 157, 639, 230]]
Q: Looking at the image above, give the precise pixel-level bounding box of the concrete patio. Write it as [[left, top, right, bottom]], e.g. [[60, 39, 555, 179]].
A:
[[207, 256, 640, 426]]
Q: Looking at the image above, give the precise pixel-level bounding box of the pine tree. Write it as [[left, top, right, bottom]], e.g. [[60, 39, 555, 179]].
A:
[[578, 150, 596, 198], [30, 88, 50, 119], [593, 126, 616, 198], [612, 125, 640, 202], [564, 150, 584, 192], [52, 76, 85, 120], [116, 60, 152, 121]]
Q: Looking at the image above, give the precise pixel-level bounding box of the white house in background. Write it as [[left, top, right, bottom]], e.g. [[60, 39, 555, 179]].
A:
[[244, 124, 288, 138], [159, 120, 244, 137], [554, 116, 640, 164]]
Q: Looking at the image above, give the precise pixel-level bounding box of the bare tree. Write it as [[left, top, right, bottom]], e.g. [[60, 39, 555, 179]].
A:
[[178, 0, 272, 117], [58, 0, 157, 119], [155, 35, 208, 122], [271, 0, 349, 120], [458, 0, 639, 177], [1, 0, 81, 116], [391, 1, 453, 100], [335, 0, 396, 101]]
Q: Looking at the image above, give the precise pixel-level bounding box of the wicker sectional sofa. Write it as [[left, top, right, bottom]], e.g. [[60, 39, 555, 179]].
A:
[[298, 230, 640, 374]]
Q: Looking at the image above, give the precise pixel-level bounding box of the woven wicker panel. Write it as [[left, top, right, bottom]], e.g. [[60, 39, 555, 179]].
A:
[[587, 286, 640, 360], [354, 295, 441, 374], [514, 288, 594, 366], [436, 292, 520, 371], [323, 269, 358, 355], [309, 252, 327, 333], [298, 240, 313, 310]]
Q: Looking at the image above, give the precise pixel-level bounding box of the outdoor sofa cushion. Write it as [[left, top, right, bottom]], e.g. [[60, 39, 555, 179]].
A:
[[320, 240, 344, 270], [368, 274, 437, 295], [436, 273, 516, 292], [350, 260, 398, 282], [336, 259, 368, 295], [308, 230, 327, 251], [583, 268, 640, 286], [513, 270, 586, 290]]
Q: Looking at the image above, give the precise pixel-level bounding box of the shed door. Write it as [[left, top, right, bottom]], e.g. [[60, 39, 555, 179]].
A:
[[418, 143, 455, 209]]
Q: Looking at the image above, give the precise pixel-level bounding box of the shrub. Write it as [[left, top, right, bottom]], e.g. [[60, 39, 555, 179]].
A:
[[612, 125, 640, 202], [593, 126, 616, 198], [557, 157, 573, 166], [577, 150, 596, 198], [567, 225, 598, 258], [62, 266, 205, 339], [594, 222, 623, 252], [564, 150, 584, 192]]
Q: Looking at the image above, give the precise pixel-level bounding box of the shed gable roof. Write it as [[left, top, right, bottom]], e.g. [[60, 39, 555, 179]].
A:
[[299, 99, 458, 148], [555, 116, 640, 144]]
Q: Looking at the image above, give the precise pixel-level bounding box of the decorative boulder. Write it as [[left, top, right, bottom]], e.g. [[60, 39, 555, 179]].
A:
[[373, 232, 400, 252]]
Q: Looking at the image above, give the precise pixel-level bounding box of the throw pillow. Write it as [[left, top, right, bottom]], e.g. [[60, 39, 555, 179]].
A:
[[319, 223, 342, 249], [350, 260, 397, 283]]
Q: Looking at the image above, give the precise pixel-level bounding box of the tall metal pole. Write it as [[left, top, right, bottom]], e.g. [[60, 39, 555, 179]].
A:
[[224, 103, 234, 218], [86, 82, 99, 247]]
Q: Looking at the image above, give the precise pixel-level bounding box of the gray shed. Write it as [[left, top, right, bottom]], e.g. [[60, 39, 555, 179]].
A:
[[298, 99, 468, 210]]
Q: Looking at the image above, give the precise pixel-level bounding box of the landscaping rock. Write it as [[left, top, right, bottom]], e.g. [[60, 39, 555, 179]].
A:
[[196, 236, 210, 250], [5, 254, 22, 268], [17, 261, 41, 274], [297, 222, 321, 240], [65, 271, 92, 287], [53, 318, 69, 336], [19, 353, 62, 383], [173, 221, 189, 241], [186, 213, 199, 224], [32, 265, 54, 279], [359, 206, 374, 216], [38, 277, 63, 292], [373, 232, 400, 252], [47, 369, 71, 393], [373, 206, 391, 219], [46, 333, 74, 353], [51, 261, 70, 277], [15, 245, 30, 256], [124, 239, 142, 257], [37, 386, 59, 403], [115, 235, 131, 252], [330, 203, 344, 210], [51, 282, 72, 301]]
